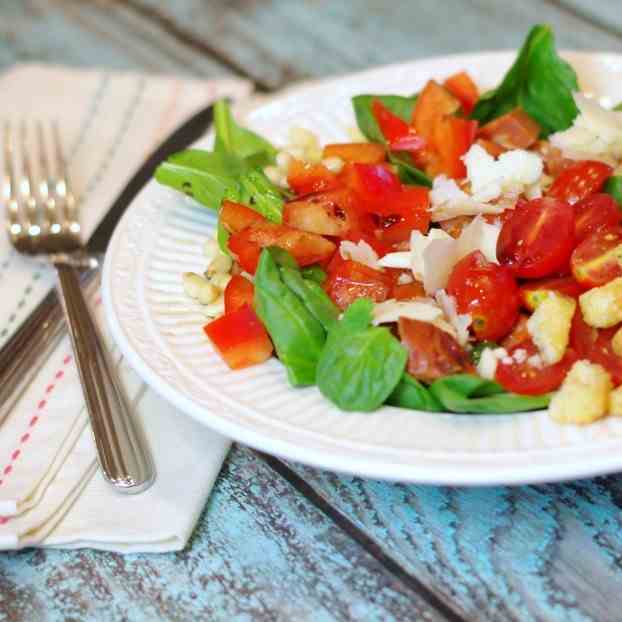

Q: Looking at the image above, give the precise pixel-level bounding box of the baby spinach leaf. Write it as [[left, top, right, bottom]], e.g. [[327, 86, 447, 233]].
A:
[[386, 374, 443, 411], [614, 102, 622, 112], [226, 169, 285, 223], [254, 248, 326, 386], [154, 150, 246, 210], [389, 152, 432, 188], [301, 265, 327, 284], [317, 299, 408, 411], [429, 374, 551, 413], [471, 24, 579, 136], [605, 176, 622, 208], [352, 94, 419, 143], [280, 267, 339, 332], [216, 219, 231, 256], [214, 100, 277, 164]]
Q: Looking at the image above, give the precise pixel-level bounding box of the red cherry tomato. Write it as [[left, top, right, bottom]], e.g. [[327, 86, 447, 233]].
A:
[[570, 226, 622, 288], [324, 259, 392, 310], [497, 197, 575, 278], [519, 276, 585, 311], [573, 193, 621, 242], [547, 160, 613, 203], [495, 339, 578, 396], [570, 309, 622, 385], [446, 250, 521, 341]]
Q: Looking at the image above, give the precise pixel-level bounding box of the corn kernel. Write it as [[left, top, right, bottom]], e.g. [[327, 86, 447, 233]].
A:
[[207, 252, 233, 275], [182, 272, 207, 299], [288, 126, 319, 149], [203, 238, 219, 259], [201, 295, 225, 319], [210, 272, 232, 290], [197, 282, 219, 305]]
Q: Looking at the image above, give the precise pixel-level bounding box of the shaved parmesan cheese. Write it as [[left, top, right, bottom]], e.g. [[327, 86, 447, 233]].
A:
[[397, 272, 414, 285], [372, 299, 443, 325], [378, 251, 411, 270], [434, 290, 472, 346], [423, 217, 501, 293], [550, 93, 622, 161], [429, 145, 543, 221], [339, 239, 380, 269], [477, 348, 498, 380]]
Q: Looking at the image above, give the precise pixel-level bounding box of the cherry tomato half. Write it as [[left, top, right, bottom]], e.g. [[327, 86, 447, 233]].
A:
[[496, 197, 575, 279], [446, 250, 521, 341], [547, 160, 613, 204], [570, 225, 622, 288], [495, 339, 578, 395], [573, 193, 621, 242]]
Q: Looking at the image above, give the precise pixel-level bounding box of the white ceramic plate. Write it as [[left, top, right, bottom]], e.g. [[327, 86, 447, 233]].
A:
[[103, 51, 622, 486]]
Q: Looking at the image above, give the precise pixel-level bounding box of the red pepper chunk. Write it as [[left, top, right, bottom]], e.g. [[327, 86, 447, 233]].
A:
[[224, 275, 255, 314], [204, 304, 273, 370], [443, 71, 479, 115]]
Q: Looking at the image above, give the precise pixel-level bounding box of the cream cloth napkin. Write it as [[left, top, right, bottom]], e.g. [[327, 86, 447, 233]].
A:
[[0, 65, 252, 551]]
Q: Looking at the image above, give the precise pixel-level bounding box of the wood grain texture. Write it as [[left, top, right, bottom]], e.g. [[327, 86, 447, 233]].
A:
[[119, 0, 622, 89], [283, 460, 622, 622], [0, 446, 449, 622]]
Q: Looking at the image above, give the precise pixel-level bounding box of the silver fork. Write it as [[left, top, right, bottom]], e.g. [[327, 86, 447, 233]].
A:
[[3, 121, 154, 494]]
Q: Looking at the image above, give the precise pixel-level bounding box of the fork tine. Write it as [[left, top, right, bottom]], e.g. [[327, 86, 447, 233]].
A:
[[51, 121, 79, 237], [36, 121, 53, 234], [3, 122, 26, 247], [20, 120, 42, 240]]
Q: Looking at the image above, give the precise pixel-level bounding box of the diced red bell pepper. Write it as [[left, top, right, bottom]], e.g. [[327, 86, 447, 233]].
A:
[[412, 80, 461, 145], [224, 274, 255, 314], [228, 223, 337, 274], [322, 142, 386, 164], [432, 116, 478, 179], [378, 186, 431, 243], [443, 71, 479, 115], [203, 304, 273, 370], [324, 258, 392, 309], [372, 100, 426, 152], [344, 162, 403, 214], [287, 159, 340, 196], [220, 200, 266, 234]]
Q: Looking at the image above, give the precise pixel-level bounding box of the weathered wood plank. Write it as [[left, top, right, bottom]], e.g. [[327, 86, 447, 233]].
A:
[[282, 459, 622, 622], [121, 0, 622, 89], [0, 0, 234, 77], [0, 445, 450, 622], [555, 1, 622, 36]]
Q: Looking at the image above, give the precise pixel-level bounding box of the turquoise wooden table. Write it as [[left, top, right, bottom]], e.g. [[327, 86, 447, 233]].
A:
[[3, 2, 622, 620]]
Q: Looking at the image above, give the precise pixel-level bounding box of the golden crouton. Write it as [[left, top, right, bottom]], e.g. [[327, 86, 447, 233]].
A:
[[579, 277, 622, 328], [527, 293, 576, 365]]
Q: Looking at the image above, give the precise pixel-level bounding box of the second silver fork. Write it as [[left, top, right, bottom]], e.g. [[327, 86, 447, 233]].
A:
[[3, 121, 155, 494]]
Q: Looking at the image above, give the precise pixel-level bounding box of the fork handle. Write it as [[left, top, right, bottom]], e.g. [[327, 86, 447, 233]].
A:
[[55, 263, 155, 494]]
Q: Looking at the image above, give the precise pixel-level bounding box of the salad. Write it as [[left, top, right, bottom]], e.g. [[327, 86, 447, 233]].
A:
[[155, 24, 622, 424]]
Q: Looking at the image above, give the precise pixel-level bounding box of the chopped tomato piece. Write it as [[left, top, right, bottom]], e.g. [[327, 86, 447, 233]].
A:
[[347, 162, 402, 210], [547, 160, 613, 204], [570, 310, 622, 385], [287, 159, 340, 195], [571, 225, 622, 287], [412, 80, 461, 144], [398, 318, 472, 383], [220, 200, 266, 234], [322, 142, 386, 164], [443, 71, 479, 115], [447, 250, 520, 341], [378, 186, 431, 243], [478, 108, 540, 150], [392, 281, 425, 300], [203, 304, 273, 370], [432, 116, 478, 179], [573, 193, 621, 242], [283, 188, 356, 237], [520, 276, 585, 311], [501, 314, 530, 351], [224, 274, 255, 314], [495, 339, 578, 395], [371, 99, 425, 152], [228, 223, 336, 274], [497, 197, 575, 278], [324, 259, 392, 309]]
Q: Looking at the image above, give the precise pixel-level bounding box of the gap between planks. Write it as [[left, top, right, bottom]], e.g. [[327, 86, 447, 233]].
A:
[[256, 450, 467, 622]]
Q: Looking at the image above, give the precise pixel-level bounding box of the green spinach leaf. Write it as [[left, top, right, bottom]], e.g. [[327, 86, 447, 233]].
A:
[[301, 265, 327, 284], [254, 248, 326, 386], [154, 150, 246, 210], [614, 102, 622, 112], [317, 299, 408, 411], [352, 94, 419, 143], [471, 24, 579, 136], [217, 219, 230, 255], [214, 100, 277, 164], [226, 169, 285, 223], [605, 176, 622, 208], [429, 374, 551, 413], [387, 374, 443, 411], [389, 152, 432, 188], [280, 266, 339, 331]]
